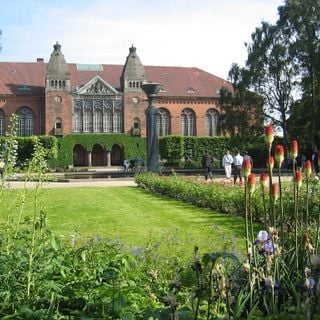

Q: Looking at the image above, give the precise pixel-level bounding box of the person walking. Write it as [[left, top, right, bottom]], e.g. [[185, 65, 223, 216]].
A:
[[202, 151, 213, 180], [233, 151, 243, 184], [222, 150, 233, 180]]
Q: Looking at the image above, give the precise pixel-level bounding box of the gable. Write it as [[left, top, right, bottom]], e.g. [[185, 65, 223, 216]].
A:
[[77, 75, 119, 96]]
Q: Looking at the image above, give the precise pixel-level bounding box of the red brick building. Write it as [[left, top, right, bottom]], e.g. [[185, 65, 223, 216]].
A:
[[0, 42, 233, 166]]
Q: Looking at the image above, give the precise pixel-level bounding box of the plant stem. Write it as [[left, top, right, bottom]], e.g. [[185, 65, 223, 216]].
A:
[[278, 167, 284, 247]]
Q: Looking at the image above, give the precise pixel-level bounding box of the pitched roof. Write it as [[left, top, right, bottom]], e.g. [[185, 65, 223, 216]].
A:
[[0, 61, 233, 97]]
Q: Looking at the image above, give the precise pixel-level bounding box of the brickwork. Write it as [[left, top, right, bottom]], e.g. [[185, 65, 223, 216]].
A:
[[45, 91, 72, 135], [0, 95, 44, 134]]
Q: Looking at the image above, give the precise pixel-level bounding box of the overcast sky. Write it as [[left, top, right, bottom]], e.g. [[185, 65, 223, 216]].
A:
[[1, 0, 284, 80]]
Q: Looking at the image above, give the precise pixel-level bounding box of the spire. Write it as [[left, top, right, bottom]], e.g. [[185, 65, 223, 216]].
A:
[[120, 45, 146, 91], [46, 42, 70, 77]]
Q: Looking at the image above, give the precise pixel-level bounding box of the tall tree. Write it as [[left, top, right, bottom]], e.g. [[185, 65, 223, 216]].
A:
[[245, 21, 297, 149], [219, 63, 264, 139], [278, 0, 320, 150]]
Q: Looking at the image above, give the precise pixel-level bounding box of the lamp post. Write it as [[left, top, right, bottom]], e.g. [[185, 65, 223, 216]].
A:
[[141, 82, 162, 172]]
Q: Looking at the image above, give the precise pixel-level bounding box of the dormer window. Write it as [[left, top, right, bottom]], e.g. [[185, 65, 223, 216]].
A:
[[186, 87, 196, 93]]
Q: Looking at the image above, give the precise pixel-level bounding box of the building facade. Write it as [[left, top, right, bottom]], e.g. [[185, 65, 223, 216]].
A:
[[0, 42, 233, 166]]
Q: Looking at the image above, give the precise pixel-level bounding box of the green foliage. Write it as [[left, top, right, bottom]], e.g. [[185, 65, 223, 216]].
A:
[[159, 135, 229, 168], [0, 135, 58, 169], [48, 134, 146, 167]]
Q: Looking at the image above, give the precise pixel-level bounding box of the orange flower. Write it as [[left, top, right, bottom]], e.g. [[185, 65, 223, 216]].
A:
[[290, 140, 298, 160], [295, 170, 303, 188], [267, 156, 275, 171], [260, 172, 268, 190], [264, 125, 274, 149], [304, 160, 312, 179], [242, 159, 252, 179], [271, 183, 279, 201], [275, 145, 284, 168], [247, 173, 256, 194]]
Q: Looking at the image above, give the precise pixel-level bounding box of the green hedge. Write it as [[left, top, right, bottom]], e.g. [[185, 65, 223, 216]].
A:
[[49, 134, 146, 167], [159, 135, 287, 169], [159, 136, 230, 168], [135, 172, 320, 223], [0, 136, 58, 167]]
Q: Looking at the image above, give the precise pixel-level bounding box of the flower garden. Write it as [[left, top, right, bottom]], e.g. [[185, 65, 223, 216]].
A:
[[0, 123, 320, 319]]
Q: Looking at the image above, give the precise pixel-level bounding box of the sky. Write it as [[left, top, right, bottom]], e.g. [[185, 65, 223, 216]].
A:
[[1, 0, 284, 80]]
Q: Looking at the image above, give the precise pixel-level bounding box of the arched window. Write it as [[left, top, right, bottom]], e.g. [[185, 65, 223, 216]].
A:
[[157, 108, 171, 136], [113, 110, 122, 133], [17, 107, 34, 136], [93, 108, 103, 132], [83, 108, 93, 132], [205, 108, 220, 136], [73, 109, 82, 132], [0, 109, 4, 135], [181, 108, 196, 136], [55, 117, 62, 135], [103, 109, 112, 132]]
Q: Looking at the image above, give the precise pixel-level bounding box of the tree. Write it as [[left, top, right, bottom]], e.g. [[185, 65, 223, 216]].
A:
[[278, 0, 320, 150], [244, 21, 297, 150], [219, 63, 264, 139]]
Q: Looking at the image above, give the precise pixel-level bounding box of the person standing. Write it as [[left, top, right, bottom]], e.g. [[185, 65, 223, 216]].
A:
[[233, 151, 243, 184], [222, 150, 233, 180], [243, 151, 253, 167], [202, 151, 213, 180]]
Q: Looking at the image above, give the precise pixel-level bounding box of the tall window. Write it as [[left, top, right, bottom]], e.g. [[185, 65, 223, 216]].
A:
[[113, 110, 122, 133], [17, 107, 34, 136], [103, 109, 112, 132], [93, 108, 103, 132], [181, 108, 196, 136], [0, 109, 4, 135], [157, 108, 171, 136], [205, 109, 220, 136], [73, 109, 82, 132], [83, 108, 93, 132]]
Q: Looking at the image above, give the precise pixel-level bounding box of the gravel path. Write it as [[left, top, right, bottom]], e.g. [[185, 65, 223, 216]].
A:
[[5, 179, 137, 189]]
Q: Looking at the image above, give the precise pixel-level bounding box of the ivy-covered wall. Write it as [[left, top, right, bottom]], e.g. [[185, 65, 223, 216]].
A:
[[49, 134, 146, 167]]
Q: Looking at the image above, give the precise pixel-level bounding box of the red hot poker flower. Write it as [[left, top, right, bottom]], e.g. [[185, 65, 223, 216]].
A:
[[267, 156, 275, 171], [247, 173, 256, 194], [275, 145, 284, 168], [271, 183, 279, 201], [290, 140, 298, 160], [242, 159, 252, 179], [264, 125, 274, 149], [260, 172, 268, 190], [304, 160, 312, 179], [295, 170, 303, 188]]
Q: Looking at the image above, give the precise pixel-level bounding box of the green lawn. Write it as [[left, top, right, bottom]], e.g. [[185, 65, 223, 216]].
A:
[[1, 186, 246, 256]]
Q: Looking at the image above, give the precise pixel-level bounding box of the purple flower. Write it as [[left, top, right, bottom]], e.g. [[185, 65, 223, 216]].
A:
[[257, 230, 269, 242], [264, 240, 274, 254]]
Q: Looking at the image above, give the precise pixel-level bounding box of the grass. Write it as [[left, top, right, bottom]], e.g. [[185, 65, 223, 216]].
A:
[[1, 186, 246, 257]]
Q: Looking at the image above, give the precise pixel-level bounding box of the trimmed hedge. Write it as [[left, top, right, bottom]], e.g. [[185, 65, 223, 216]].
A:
[[0, 136, 58, 167], [135, 172, 320, 224]]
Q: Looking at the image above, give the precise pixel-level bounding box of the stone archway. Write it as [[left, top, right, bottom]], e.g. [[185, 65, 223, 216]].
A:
[[92, 143, 106, 166], [73, 144, 87, 166], [111, 144, 123, 166]]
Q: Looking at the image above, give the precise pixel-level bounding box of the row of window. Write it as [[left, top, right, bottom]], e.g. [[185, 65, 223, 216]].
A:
[[128, 108, 220, 136], [0, 107, 220, 137]]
